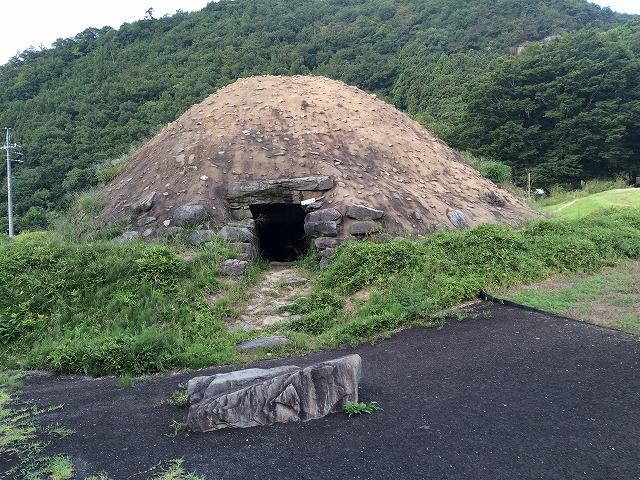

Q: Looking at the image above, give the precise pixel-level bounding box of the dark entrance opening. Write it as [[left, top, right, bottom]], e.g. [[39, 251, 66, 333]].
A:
[[250, 203, 308, 262]]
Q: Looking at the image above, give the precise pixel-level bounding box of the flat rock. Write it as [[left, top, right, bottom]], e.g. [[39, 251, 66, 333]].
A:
[[315, 236, 343, 249], [306, 208, 343, 223], [349, 221, 381, 236], [346, 204, 385, 221], [227, 176, 334, 208], [235, 336, 290, 351], [187, 354, 362, 431]]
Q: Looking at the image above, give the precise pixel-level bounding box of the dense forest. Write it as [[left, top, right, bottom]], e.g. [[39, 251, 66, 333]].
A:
[[0, 0, 637, 231]]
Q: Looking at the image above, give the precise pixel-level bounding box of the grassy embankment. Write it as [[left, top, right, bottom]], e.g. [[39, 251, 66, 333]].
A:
[[1, 206, 640, 378]]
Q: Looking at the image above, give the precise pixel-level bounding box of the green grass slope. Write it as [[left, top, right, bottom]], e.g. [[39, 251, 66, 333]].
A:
[[543, 188, 640, 219], [2, 209, 640, 377]]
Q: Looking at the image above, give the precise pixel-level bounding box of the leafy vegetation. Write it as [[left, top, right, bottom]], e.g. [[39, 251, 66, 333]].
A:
[[2, 208, 639, 376], [0, 0, 633, 232], [454, 25, 640, 188], [344, 401, 382, 416]]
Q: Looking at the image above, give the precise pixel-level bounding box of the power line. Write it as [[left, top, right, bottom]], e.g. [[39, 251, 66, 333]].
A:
[[2, 127, 23, 237]]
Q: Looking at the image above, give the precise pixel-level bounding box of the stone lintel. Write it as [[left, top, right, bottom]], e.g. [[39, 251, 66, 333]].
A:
[[227, 176, 334, 208]]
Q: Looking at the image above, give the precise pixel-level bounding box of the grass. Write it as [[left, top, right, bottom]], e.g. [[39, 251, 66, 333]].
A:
[[541, 188, 640, 220], [499, 260, 640, 332], [0, 372, 74, 479], [1, 371, 202, 479], [84, 459, 203, 480], [2, 208, 640, 376]]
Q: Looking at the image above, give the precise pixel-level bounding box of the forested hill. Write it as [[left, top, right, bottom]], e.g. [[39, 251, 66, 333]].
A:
[[0, 0, 633, 231]]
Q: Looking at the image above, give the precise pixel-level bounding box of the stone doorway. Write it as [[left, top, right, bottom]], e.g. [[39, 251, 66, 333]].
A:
[[250, 203, 308, 262]]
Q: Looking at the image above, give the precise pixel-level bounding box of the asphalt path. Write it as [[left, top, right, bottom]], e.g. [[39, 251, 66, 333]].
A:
[[12, 302, 640, 479]]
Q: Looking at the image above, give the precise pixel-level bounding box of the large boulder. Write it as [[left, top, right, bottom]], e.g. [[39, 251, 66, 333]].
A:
[[304, 220, 338, 237], [173, 204, 210, 227], [306, 208, 343, 224], [218, 226, 254, 242], [187, 354, 362, 431]]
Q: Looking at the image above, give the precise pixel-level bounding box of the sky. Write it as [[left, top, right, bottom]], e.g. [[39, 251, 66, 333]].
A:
[[0, 0, 639, 65]]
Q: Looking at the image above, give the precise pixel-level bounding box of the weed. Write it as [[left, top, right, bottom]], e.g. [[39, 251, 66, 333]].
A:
[[0, 371, 24, 392], [46, 423, 75, 438], [0, 376, 74, 479], [166, 384, 190, 407], [153, 459, 204, 480], [168, 421, 189, 438], [116, 374, 134, 388], [344, 401, 382, 416]]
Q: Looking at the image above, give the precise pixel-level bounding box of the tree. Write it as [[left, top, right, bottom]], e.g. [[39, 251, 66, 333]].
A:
[[456, 27, 640, 188]]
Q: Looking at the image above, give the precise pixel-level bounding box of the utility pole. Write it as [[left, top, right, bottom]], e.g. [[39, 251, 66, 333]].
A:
[[2, 127, 23, 237]]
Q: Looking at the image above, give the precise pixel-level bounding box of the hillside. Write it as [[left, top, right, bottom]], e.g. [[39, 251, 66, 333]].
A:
[[0, 0, 630, 232]]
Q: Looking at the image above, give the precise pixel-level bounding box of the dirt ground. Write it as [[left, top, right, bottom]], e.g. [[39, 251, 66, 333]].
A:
[[10, 302, 640, 480]]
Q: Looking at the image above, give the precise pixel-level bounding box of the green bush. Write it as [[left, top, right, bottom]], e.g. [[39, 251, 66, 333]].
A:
[[461, 151, 512, 185]]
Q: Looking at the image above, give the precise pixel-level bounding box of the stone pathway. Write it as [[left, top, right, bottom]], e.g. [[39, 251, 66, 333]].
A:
[[226, 265, 312, 331]]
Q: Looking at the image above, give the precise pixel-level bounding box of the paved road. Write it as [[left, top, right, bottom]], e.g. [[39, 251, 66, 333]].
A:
[[16, 303, 640, 479]]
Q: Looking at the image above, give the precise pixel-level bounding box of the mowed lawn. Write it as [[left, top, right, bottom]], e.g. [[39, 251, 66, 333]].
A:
[[503, 188, 640, 333], [500, 260, 640, 333], [543, 188, 640, 220]]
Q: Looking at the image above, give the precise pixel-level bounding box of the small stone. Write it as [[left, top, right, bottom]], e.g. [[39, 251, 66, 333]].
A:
[[163, 220, 171, 227], [221, 259, 249, 276], [218, 226, 254, 243], [130, 191, 156, 214], [188, 230, 216, 245], [447, 209, 469, 230], [173, 204, 210, 227], [113, 231, 140, 243], [137, 216, 157, 227]]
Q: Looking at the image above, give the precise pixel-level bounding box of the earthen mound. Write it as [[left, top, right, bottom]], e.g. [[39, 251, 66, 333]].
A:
[[100, 75, 536, 259]]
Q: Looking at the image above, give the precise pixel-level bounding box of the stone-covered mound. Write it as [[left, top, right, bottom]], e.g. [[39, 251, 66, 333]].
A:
[[100, 75, 536, 257]]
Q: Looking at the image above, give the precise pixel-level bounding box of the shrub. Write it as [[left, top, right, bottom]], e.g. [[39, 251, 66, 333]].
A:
[[461, 151, 512, 184]]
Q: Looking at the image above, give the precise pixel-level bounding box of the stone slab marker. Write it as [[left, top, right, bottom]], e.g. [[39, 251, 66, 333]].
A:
[[187, 354, 362, 431]]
